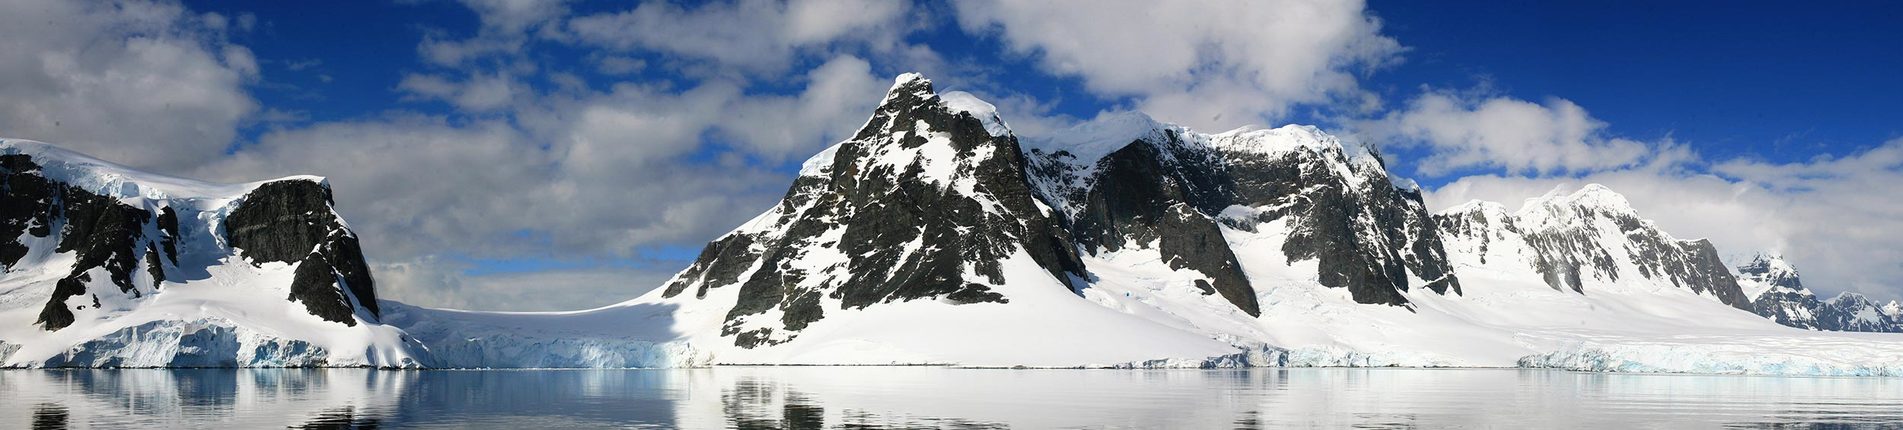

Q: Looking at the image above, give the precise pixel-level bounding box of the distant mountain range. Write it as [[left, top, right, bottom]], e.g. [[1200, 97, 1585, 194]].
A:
[[2, 73, 1898, 374]]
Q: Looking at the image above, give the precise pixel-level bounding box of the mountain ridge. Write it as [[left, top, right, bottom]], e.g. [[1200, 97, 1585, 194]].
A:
[[2, 73, 1900, 374]]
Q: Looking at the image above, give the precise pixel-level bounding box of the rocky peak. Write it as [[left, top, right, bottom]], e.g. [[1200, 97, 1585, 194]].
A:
[[658, 73, 1085, 348], [1737, 253, 1804, 296], [1828, 291, 1878, 308]]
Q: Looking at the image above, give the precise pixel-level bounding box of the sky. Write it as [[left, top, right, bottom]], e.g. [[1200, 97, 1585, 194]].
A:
[[0, 0, 1898, 310]]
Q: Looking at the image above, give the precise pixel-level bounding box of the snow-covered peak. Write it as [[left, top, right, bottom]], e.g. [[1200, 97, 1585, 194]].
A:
[[1513, 184, 1641, 230], [1741, 253, 1798, 279], [1440, 200, 1513, 223], [1525, 184, 1636, 213], [1209, 124, 1369, 159], [892, 72, 926, 87], [1, 138, 327, 201], [1829, 292, 1877, 308], [1736, 251, 1807, 300], [797, 142, 843, 177], [1884, 300, 1903, 318], [839, 73, 1026, 191], [939, 91, 1012, 138], [881, 72, 935, 106]]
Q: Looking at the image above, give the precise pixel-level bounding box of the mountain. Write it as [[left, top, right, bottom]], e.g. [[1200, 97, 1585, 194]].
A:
[[5, 73, 1903, 375], [1022, 111, 1460, 311], [657, 75, 1088, 348], [538, 74, 1901, 373], [1434, 187, 1751, 310], [0, 141, 423, 367], [1739, 253, 1903, 332]]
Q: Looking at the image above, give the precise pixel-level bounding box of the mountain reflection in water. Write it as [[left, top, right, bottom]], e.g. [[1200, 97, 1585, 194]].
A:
[[4, 368, 1900, 429]]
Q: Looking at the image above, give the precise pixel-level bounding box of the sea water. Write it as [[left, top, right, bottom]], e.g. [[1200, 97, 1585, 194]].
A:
[[3, 367, 1900, 428]]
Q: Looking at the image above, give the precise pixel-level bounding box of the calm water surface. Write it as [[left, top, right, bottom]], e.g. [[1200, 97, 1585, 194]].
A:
[[2, 367, 1900, 429]]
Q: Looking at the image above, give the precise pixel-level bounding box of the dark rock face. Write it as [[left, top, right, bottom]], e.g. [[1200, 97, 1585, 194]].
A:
[[0, 155, 53, 268], [1224, 148, 1462, 306], [226, 180, 337, 264], [1029, 125, 1461, 309], [660, 76, 1084, 348], [226, 180, 381, 325], [2, 154, 172, 331], [1064, 139, 1258, 316]]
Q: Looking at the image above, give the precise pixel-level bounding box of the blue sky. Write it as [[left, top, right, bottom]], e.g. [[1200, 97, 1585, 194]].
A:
[[4, 0, 1900, 309], [1369, 0, 1903, 162], [201, 0, 1903, 169]]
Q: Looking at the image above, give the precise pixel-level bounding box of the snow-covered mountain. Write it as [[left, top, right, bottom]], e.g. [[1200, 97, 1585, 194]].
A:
[[1022, 111, 1460, 311], [0, 141, 423, 367], [1740, 253, 1902, 332], [515, 74, 1901, 373], [1434, 187, 1751, 310], [5, 73, 1902, 375]]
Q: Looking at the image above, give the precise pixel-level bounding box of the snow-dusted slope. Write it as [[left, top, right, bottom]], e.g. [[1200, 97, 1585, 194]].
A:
[[0, 140, 423, 367]]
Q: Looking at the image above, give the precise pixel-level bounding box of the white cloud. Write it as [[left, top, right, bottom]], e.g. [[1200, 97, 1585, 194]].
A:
[[0, 0, 257, 172], [1425, 139, 1903, 300], [202, 54, 886, 264], [460, 0, 570, 34], [169, 1, 918, 309], [1361, 90, 1656, 176], [714, 55, 889, 159], [564, 0, 914, 75], [374, 257, 673, 311], [418, 0, 569, 67], [593, 55, 646, 75], [953, 0, 1400, 131]]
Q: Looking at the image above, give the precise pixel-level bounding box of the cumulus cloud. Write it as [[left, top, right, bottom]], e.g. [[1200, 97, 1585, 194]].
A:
[[953, 0, 1400, 131], [1425, 139, 1903, 300], [199, 81, 809, 262], [564, 0, 914, 76], [199, 69, 877, 309], [0, 0, 257, 173], [1362, 90, 1661, 176], [174, 1, 914, 310], [397, 72, 521, 112], [714, 55, 889, 159], [419, 0, 570, 67]]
